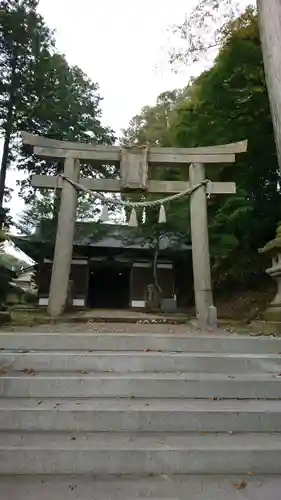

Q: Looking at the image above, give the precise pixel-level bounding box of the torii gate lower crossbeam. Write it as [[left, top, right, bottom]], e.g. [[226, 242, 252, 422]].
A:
[[22, 132, 247, 326]]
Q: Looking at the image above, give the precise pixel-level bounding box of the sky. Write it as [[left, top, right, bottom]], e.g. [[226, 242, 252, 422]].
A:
[[4, 0, 252, 220], [37, 0, 199, 135]]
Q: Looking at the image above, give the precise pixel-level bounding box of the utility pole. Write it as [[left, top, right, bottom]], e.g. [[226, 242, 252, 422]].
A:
[[257, 0, 281, 171]]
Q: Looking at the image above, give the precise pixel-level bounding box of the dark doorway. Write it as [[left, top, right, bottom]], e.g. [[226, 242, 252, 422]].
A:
[[88, 264, 131, 309]]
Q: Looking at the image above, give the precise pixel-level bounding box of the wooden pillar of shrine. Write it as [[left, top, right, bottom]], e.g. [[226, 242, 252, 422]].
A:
[[47, 156, 80, 317]]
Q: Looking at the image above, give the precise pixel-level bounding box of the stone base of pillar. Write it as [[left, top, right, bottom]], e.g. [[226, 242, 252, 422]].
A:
[[262, 303, 281, 322], [251, 319, 281, 335]]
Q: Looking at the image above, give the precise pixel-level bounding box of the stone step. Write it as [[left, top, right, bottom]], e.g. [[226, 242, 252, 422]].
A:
[[1, 474, 281, 500], [1, 333, 281, 353], [1, 398, 281, 432], [1, 372, 281, 398], [1, 431, 281, 474], [2, 351, 281, 373]]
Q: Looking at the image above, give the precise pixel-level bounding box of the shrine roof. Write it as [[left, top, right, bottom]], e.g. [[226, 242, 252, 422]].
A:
[[14, 221, 191, 254]]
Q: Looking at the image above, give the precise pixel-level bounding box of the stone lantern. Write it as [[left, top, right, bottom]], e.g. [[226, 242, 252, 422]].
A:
[[259, 223, 281, 321]]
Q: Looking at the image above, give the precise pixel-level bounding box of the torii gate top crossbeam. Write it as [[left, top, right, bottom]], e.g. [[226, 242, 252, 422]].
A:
[[21, 132, 247, 165]]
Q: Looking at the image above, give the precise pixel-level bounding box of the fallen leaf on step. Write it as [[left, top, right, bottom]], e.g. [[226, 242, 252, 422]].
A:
[[22, 368, 37, 375], [37, 400, 43, 405], [0, 369, 7, 376], [247, 472, 255, 476], [144, 348, 152, 352], [81, 370, 89, 374], [70, 436, 76, 441], [233, 481, 247, 490]]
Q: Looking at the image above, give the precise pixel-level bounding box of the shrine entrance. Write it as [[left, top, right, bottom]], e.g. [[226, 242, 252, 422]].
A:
[[22, 131, 247, 327], [87, 262, 130, 309]]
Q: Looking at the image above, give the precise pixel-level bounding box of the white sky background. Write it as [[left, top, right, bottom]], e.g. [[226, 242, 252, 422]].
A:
[[3, 0, 253, 220], [38, 0, 200, 135]]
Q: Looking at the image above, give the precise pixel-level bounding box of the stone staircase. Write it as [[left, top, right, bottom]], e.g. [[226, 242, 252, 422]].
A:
[[1, 331, 281, 482]]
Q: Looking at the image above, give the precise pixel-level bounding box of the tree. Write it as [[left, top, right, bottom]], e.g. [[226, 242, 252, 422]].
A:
[[16, 189, 101, 236], [122, 90, 187, 147], [18, 53, 116, 205], [0, 0, 53, 212], [170, 8, 281, 287], [169, 0, 281, 173]]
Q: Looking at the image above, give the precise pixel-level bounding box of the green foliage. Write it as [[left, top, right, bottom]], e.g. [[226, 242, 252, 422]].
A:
[[18, 53, 116, 203], [0, 0, 53, 207], [122, 90, 190, 147], [18, 51, 116, 198], [172, 8, 281, 286], [16, 190, 100, 236]]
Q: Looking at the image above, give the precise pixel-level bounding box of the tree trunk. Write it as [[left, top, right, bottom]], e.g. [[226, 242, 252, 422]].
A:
[[0, 59, 17, 216], [0, 97, 13, 209], [257, 0, 281, 171], [153, 241, 162, 295]]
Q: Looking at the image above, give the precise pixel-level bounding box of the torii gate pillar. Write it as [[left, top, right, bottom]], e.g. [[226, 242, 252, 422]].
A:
[[190, 163, 213, 326], [48, 156, 80, 317]]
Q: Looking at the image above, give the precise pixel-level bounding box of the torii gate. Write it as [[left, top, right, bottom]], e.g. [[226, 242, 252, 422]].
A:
[[22, 132, 247, 325]]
